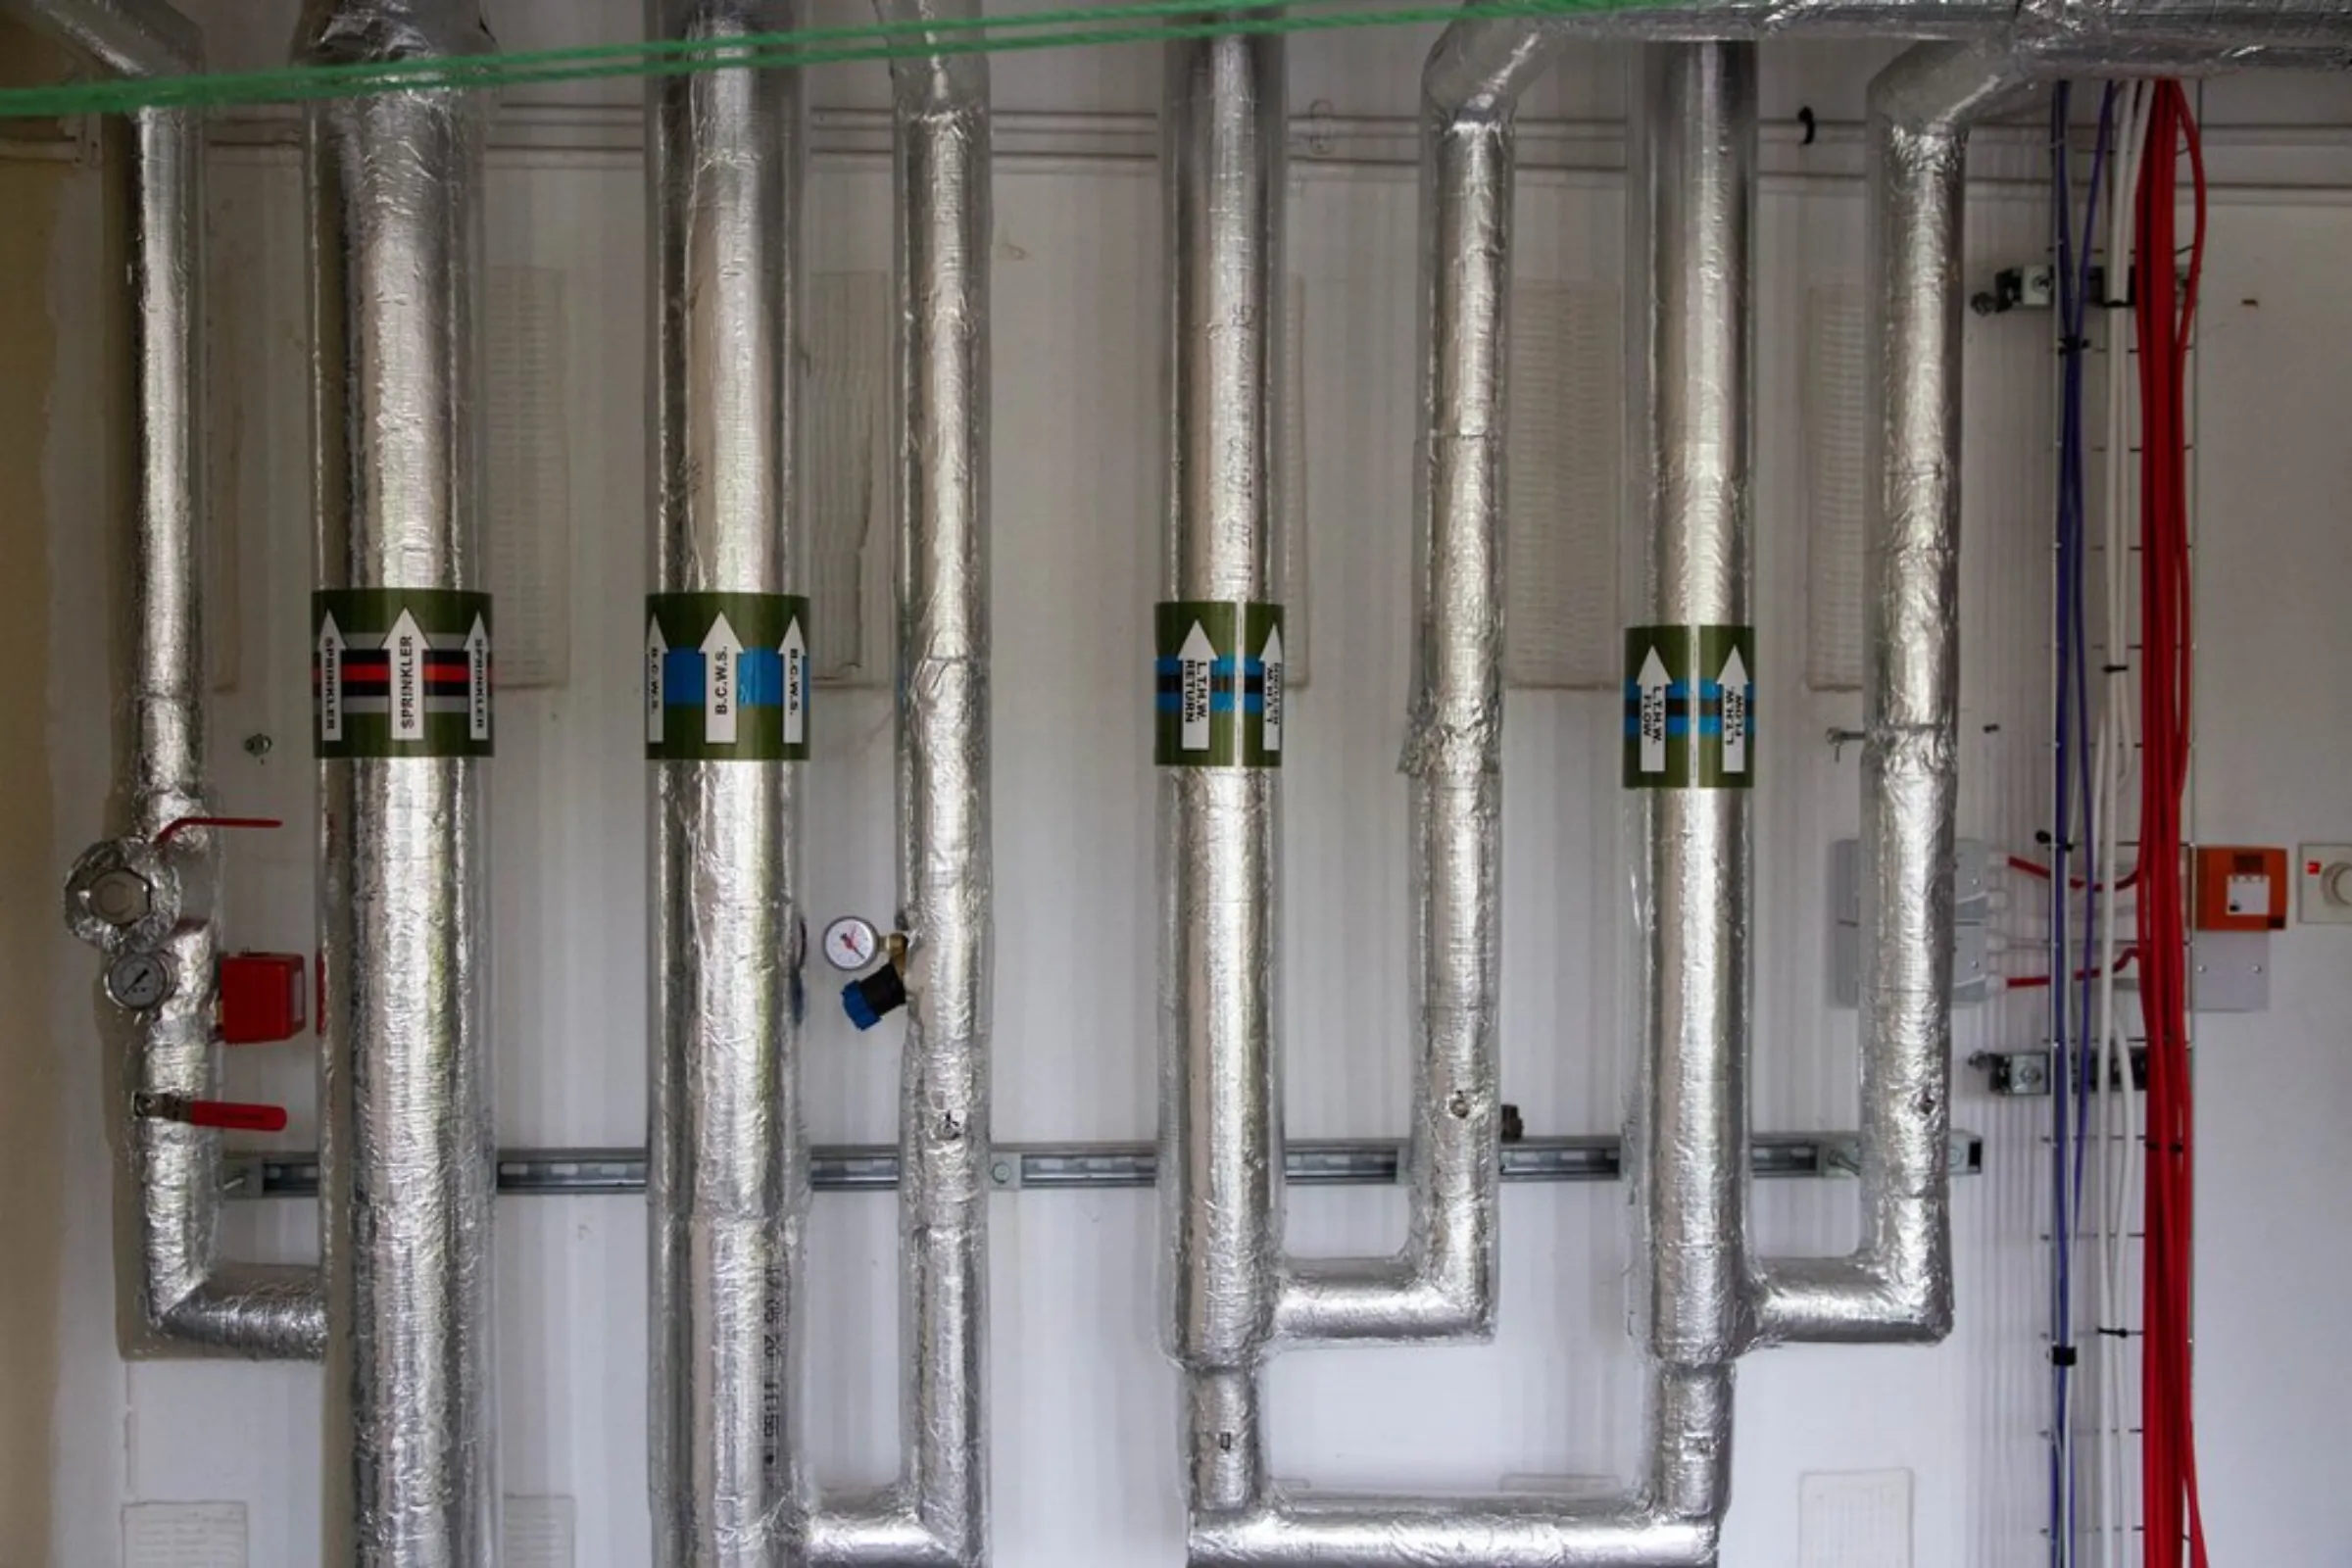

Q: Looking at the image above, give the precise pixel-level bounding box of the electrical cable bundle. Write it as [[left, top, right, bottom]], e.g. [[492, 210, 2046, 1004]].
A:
[[2094, 82, 2155, 1568], [2132, 79, 2209, 1568], [2048, 80, 2117, 1568]]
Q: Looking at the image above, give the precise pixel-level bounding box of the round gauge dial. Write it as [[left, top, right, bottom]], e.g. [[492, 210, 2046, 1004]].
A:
[[106, 952, 174, 1010], [821, 915, 882, 973]]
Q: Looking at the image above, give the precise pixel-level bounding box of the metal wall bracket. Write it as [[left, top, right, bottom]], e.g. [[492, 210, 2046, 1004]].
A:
[[226, 1131, 1984, 1200]]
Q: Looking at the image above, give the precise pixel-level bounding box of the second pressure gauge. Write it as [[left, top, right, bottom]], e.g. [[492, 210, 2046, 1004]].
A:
[[821, 915, 882, 973]]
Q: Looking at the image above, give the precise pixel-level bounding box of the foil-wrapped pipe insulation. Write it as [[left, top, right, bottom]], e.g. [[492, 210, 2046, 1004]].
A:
[[1385, 0, 2352, 46], [1176, 24, 1741, 1566], [644, 3, 810, 1563], [1634, 40, 1757, 1373], [13, 0, 198, 74], [1159, 24, 1288, 1502], [807, 4, 993, 1565], [31, 0, 327, 1360], [1267, 15, 1561, 1355], [1188, 1365, 1730, 1566], [296, 2, 500, 1561], [1748, 42, 2024, 1349]]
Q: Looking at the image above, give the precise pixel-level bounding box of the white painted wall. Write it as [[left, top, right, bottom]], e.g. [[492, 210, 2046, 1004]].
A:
[[22, 11, 2352, 1564]]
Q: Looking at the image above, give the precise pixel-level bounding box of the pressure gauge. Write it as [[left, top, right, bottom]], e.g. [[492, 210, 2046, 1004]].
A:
[[105, 951, 174, 1011], [821, 915, 882, 973]]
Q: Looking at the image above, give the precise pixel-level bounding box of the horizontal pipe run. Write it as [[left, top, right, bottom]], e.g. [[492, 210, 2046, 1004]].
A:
[[1432, 0, 2352, 49], [10, 0, 198, 74], [1188, 1365, 1733, 1567], [1190, 1500, 1714, 1568]]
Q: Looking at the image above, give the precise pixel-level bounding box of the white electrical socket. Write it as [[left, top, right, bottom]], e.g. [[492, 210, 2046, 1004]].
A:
[[2298, 844, 2352, 925]]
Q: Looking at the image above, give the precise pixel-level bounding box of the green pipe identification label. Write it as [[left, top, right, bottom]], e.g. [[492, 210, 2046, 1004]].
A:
[[1155, 601, 1284, 768], [314, 589, 493, 760], [1623, 624, 1752, 790], [645, 592, 810, 761]]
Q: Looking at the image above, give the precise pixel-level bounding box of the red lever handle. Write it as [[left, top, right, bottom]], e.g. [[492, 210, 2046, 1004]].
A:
[[185, 1100, 288, 1134], [135, 1093, 288, 1134]]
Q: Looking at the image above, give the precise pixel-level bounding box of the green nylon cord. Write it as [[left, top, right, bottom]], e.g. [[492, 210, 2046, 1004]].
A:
[[0, 0, 1658, 120]]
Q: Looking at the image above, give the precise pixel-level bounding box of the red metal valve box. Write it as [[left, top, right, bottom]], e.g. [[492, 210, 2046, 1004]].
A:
[[220, 952, 308, 1045]]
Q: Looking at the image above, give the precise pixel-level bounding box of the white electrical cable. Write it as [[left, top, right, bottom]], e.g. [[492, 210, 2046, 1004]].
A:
[[2091, 78, 2150, 1568]]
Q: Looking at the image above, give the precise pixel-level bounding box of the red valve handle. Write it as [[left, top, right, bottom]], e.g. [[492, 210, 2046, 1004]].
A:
[[186, 1100, 288, 1133], [135, 1093, 288, 1134], [155, 815, 284, 846]]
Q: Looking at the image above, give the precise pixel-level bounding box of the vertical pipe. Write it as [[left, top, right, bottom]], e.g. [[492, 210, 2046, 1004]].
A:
[[1750, 42, 2023, 1347], [1160, 16, 1287, 1514], [1638, 40, 1756, 1372], [296, 2, 498, 1561], [127, 95, 324, 1355], [32, 0, 325, 1360], [1268, 20, 1559, 1350], [808, 5, 993, 1565], [645, 2, 808, 1563]]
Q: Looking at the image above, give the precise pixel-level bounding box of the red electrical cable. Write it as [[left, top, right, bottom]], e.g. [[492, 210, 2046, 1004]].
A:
[[2133, 79, 2208, 1568], [2004, 854, 2143, 892]]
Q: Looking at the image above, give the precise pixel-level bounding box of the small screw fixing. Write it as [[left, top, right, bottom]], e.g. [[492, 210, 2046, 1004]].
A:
[[990, 1159, 1013, 1185], [243, 732, 273, 759]]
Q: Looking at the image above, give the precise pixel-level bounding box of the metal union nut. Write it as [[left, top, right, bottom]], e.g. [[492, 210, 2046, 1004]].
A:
[[85, 867, 155, 927]]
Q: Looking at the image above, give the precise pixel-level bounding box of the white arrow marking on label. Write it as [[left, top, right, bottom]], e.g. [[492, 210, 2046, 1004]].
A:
[[646, 616, 667, 745], [1179, 620, 1215, 753], [387, 609, 426, 743], [318, 612, 345, 743], [465, 614, 491, 743], [781, 616, 807, 748], [703, 613, 742, 746], [1718, 644, 1748, 775], [1638, 645, 1672, 775], [1259, 622, 1285, 755]]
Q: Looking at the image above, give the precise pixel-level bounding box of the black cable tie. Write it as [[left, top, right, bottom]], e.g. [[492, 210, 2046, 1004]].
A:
[[2049, 1346, 2080, 1367], [2103, 662, 2130, 674], [2095, 1327, 2137, 1339]]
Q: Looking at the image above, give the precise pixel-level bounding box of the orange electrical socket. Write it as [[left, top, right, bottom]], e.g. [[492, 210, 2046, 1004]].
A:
[[2193, 846, 2288, 932]]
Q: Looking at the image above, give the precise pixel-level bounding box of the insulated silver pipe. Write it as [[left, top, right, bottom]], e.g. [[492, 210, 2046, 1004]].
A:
[[1189, 1369, 1727, 1567], [30, 0, 327, 1360], [297, 3, 499, 1562], [1160, 19, 1287, 1508], [1427, 0, 2352, 48], [1267, 13, 1556, 1353], [1750, 41, 2023, 1348], [1637, 39, 1755, 1373], [123, 93, 327, 1358], [807, 4, 993, 1565], [645, 3, 809, 1563], [15, 0, 198, 74], [1181, 27, 1740, 1566]]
